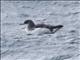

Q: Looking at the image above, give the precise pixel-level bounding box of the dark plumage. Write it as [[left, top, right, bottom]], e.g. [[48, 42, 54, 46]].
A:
[[20, 20, 63, 33]]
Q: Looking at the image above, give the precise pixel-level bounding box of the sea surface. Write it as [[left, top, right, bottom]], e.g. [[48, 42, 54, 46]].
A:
[[1, 1, 80, 60]]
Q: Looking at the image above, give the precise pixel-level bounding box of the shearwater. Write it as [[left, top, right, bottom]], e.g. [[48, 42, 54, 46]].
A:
[[20, 20, 63, 34]]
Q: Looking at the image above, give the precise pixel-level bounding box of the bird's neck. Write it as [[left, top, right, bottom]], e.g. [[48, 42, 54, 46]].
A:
[[27, 22, 35, 30]]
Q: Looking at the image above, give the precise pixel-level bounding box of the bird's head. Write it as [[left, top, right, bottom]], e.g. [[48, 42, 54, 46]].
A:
[[20, 20, 34, 25]]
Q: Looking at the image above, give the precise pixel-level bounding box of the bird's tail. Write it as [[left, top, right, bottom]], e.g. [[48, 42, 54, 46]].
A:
[[50, 25, 63, 32], [52, 25, 63, 28]]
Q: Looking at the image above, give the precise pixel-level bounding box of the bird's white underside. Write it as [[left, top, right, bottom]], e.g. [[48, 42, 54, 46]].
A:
[[21, 25, 51, 35]]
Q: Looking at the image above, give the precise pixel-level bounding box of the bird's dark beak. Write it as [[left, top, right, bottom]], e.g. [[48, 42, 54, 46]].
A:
[[19, 23, 25, 25]]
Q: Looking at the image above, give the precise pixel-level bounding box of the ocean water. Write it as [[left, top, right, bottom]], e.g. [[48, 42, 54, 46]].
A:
[[1, 1, 80, 60]]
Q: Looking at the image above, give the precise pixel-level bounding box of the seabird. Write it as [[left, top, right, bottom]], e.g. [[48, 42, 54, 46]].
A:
[[20, 20, 63, 34]]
